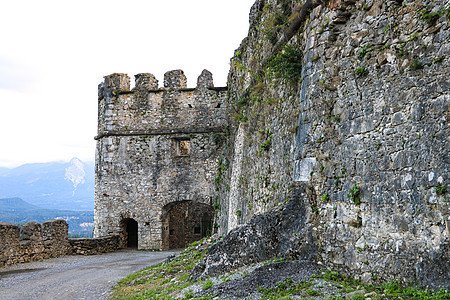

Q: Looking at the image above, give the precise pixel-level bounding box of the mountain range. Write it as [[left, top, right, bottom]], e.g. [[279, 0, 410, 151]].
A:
[[0, 197, 94, 237], [0, 158, 94, 210]]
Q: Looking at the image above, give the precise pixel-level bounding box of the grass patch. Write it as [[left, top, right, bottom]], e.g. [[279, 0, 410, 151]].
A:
[[202, 279, 213, 290], [382, 280, 449, 299], [111, 241, 450, 299], [347, 183, 361, 205], [256, 278, 315, 299], [312, 270, 449, 300], [111, 238, 212, 299], [354, 66, 368, 77], [434, 183, 447, 196]]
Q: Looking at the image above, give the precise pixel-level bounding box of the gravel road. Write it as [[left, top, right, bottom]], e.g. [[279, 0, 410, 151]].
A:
[[0, 249, 179, 300]]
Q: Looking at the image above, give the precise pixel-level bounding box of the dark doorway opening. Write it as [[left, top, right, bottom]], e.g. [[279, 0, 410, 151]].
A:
[[161, 201, 214, 250], [124, 218, 138, 248], [201, 212, 212, 238]]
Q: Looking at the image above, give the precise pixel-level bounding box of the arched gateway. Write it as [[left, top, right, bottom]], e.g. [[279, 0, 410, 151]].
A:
[[161, 201, 214, 250]]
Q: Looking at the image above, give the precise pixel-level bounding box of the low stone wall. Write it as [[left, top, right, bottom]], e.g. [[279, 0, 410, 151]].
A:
[[42, 220, 72, 257], [0, 220, 121, 267], [0, 222, 20, 266], [70, 235, 120, 255]]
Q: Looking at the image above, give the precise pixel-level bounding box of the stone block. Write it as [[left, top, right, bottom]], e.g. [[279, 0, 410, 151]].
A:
[[293, 158, 316, 182], [196, 69, 214, 88], [104, 73, 130, 91], [20, 222, 42, 241], [135, 73, 158, 90], [164, 69, 187, 89]]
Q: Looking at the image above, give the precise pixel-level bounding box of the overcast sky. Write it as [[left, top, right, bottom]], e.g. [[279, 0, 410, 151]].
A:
[[0, 0, 255, 168]]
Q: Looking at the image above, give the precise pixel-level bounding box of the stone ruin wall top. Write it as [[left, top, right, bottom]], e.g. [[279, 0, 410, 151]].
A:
[[96, 69, 228, 140]]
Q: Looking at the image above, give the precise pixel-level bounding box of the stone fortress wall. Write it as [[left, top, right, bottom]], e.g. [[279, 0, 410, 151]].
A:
[[94, 69, 228, 249], [3, 0, 442, 288], [208, 0, 449, 290], [0, 220, 120, 267]]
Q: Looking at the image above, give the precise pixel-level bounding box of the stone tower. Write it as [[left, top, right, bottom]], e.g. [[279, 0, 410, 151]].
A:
[[94, 69, 228, 249]]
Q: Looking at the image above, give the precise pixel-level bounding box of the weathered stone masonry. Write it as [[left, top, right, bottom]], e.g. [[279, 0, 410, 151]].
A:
[[0, 221, 70, 266], [94, 70, 227, 249], [206, 0, 449, 290], [0, 220, 120, 267], [91, 0, 448, 289]]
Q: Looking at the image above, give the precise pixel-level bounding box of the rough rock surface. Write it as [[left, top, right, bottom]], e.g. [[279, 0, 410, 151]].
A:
[[198, 185, 317, 278], [214, 0, 449, 290], [200, 260, 321, 299]]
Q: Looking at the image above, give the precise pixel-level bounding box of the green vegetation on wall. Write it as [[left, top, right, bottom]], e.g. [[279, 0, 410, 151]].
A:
[[267, 44, 303, 84]]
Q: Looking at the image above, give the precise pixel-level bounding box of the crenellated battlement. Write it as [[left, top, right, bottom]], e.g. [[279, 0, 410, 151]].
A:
[[96, 69, 228, 141], [99, 69, 224, 96], [135, 73, 159, 90], [103, 73, 131, 91]]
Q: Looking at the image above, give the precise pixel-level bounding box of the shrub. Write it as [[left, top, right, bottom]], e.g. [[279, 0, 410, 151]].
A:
[[410, 59, 423, 70], [434, 183, 447, 196], [354, 66, 368, 77], [267, 45, 303, 83], [347, 184, 361, 205]]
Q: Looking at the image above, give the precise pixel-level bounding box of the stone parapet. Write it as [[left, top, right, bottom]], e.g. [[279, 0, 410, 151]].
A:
[[69, 235, 120, 255], [0, 221, 122, 267], [0, 222, 20, 266], [42, 219, 72, 257], [19, 222, 46, 263]]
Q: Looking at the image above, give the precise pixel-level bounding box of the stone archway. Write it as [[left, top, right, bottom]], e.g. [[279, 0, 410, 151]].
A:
[[161, 201, 214, 250], [120, 218, 138, 248]]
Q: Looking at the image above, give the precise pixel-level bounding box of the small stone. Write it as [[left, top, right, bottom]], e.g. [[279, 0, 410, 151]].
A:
[[377, 50, 396, 65], [368, 1, 382, 16], [365, 291, 378, 299], [346, 289, 365, 299]]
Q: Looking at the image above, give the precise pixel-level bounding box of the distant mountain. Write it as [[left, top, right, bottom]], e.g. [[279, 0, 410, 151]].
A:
[[0, 167, 10, 176], [0, 197, 41, 211], [0, 158, 94, 210], [0, 197, 94, 237]]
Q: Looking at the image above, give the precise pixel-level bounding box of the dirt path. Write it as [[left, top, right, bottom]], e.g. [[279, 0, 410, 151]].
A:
[[0, 249, 179, 300]]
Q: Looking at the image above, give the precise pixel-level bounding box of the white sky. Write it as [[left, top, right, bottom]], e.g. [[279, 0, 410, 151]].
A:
[[0, 0, 255, 168]]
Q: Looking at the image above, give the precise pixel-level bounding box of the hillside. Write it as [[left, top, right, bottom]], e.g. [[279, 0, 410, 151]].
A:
[[0, 197, 41, 211], [0, 158, 94, 210], [0, 197, 94, 237]]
